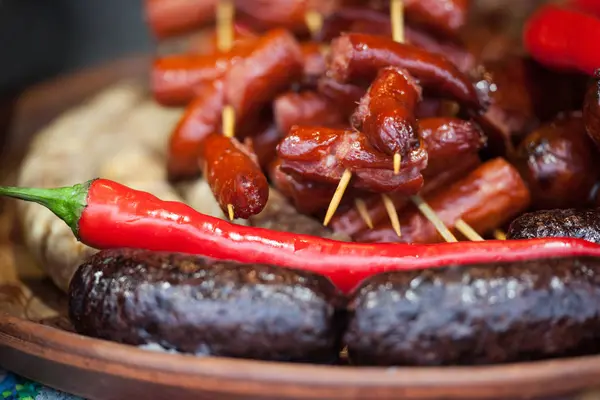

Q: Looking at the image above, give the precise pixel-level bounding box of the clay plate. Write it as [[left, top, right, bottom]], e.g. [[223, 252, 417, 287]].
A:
[[2, 54, 600, 399]]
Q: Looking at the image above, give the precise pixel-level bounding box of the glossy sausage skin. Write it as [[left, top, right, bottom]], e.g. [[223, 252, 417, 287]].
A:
[[318, 7, 475, 73], [69, 249, 343, 362], [145, 0, 216, 38], [507, 209, 600, 244], [274, 91, 346, 136], [351, 67, 421, 156], [513, 112, 600, 210], [328, 33, 483, 110], [356, 158, 530, 243], [224, 29, 303, 121], [277, 126, 427, 193], [584, 77, 600, 151], [345, 256, 600, 366], [167, 81, 224, 180], [331, 153, 481, 238], [202, 134, 269, 219], [402, 0, 470, 39], [152, 41, 255, 106]]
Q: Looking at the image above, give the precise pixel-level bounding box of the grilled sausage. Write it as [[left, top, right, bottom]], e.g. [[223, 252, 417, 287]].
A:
[[513, 112, 600, 210], [145, 0, 217, 38], [345, 256, 600, 366], [507, 209, 600, 244], [356, 158, 530, 243], [274, 91, 346, 136], [69, 248, 343, 362], [351, 67, 421, 156], [224, 29, 304, 122], [202, 133, 269, 219], [278, 126, 427, 193], [328, 33, 483, 110], [584, 76, 600, 152]]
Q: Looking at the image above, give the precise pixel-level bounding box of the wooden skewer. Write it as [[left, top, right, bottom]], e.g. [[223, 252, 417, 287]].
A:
[[354, 199, 374, 229], [410, 195, 458, 242], [381, 194, 401, 237], [390, 0, 404, 176], [324, 170, 353, 226], [494, 229, 507, 241], [455, 218, 484, 241], [217, 0, 236, 220]]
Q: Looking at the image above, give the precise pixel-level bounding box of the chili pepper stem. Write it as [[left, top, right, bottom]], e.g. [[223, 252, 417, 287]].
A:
[[0, 180, 93, 236]]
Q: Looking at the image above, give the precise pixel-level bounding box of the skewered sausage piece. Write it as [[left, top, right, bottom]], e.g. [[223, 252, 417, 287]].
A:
[[345, 256, 600, 366], [351, 67, 421, 157], [274, 91, 346, 136], [507, 209, 600, 244], [202, 133, 269, 219], [277, 126, 427, 193], [513, 112, 600, 210], [584, 76, 600, 151], [355, 158, 530, 243], [70, 248, 343, 362], [328, 33, 483, 110]]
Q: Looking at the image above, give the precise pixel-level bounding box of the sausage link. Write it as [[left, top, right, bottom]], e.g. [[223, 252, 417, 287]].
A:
[[224, 29, 304, 121], [402, 0, 470, 39], [584, 76, 600, 152], [202, 133, 269, 219], [507, 209, 600, 244], [301, 42, 327, 87], [70, 248, 343, 362], [328, 33, 483, 110], [355, 158, 530, 243], [152, 40, 255, 106], [274, 91, 346, 135], [145, 0, 217, 39], [317, 78, 365, 118], [351, 67, 421, 156], [513, 112, 600, 210], [278, 126, 427, 193], [345, 256, 600, 366]]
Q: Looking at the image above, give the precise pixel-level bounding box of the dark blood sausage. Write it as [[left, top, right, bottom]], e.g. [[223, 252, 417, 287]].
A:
[[513, 112, 600, 210], [145, 0, 217, 39], [317, 78, 365, 118], [224, 29, 304, 122], [331, 154, 481, 239], [69, 249, 343, 362], [274, 91, 346, 136], [345, 256, 600, 366], [507, 209, 600, 244], [277, 126, 427, 193], [584, 77, 600, 151], [328, 33, 483, 110], [356, 158, 530, 243], [202, 133, 269, 219], [152, 40, 255, 106], [317, 7, 475, 73], [351, 67, 422, 156]]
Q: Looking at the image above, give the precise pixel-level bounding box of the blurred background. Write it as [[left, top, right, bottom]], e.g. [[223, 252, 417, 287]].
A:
[[0, 0, 152, 98]]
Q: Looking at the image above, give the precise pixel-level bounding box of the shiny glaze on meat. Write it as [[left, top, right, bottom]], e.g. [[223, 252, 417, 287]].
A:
[[346, 256, 600, 366]]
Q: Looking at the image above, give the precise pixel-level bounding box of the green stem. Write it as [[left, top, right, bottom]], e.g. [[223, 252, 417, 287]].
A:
[[0, 180, 94, 236]]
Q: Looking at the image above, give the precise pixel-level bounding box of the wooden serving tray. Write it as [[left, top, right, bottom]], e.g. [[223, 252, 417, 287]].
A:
[[3, 57, 600, 400]]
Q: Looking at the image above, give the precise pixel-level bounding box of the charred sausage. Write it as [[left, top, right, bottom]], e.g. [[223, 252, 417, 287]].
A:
[[507, 209, 600, 244], [584, 76, 600, 152], [224, 29, 304, 121], [345, 256, 600, 366], [69, 248, 343, 362], [355, 158, 530, 243], [202, 133, 269, 219], [328, 33, 483, 110], [351, 67, 421, 156], [513, 112, 600, 210], [274, 91, 346, 136], [277, 126, 427, 193]]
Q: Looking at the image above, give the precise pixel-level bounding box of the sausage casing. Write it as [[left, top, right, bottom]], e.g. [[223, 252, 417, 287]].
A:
[[351, 67, 421, 156], [202, 133, 269, 219], [69, 248, 343, 362], [345, 256, 600, 366]]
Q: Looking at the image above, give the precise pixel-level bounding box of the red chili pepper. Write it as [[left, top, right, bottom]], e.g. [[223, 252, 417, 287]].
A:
[[3, 179, 600, 293], [524, 4, 600, 75]]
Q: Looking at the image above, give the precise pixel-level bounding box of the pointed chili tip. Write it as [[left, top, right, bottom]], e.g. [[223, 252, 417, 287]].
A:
[[0, 179, 96, 238]]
